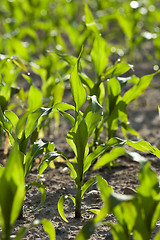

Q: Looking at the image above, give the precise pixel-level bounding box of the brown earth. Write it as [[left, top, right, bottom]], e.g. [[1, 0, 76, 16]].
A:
[[1, 61, 160, 239]]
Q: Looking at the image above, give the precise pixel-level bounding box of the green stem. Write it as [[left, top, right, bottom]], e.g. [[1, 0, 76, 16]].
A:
[[75, 183, 82, 218]]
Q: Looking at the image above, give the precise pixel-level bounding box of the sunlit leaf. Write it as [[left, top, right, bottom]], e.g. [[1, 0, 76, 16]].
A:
[[11, 56, 28, 72], [41, 219, 56, 240], [58, 110, 75, 127], [53, 102, 75, 112], [0, 144, 25, 239], [91, 35, 108, 76], [81, 177, 96, 199], [24, 139, 49, 176], [102, 60, 131, 80], [123, 71, 160, 104], [154, 230, 160, 240], [105, 77, 121, 115], [85, 4, 99, 34], [4, 110, 19, 129], [84, 95, 103, 137], [28, 85, 42, 111], [38, 151, 60, 176], [94, 147, 126, 170], [126, 140, 160, 158], [70, 48, 86, 113], [14, 219, 55, 240], [48, 50, 77, 69], [25, 107, 52, 138], [67, 159, 77, 180], [75, 219, 101, 240], [58, 195, 75, 223], [83, 137, 124, 174]]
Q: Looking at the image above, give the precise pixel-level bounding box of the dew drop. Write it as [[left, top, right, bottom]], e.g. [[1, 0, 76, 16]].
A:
[[153, 65, 159, 71], [130, 1, 139, 9]]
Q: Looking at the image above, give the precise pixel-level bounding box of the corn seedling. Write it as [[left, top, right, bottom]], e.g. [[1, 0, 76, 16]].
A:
[[0, 144, 55, 240], [76, 160, 160, 240], [54, 50, 126, 220], [0, 106, 60, 214]]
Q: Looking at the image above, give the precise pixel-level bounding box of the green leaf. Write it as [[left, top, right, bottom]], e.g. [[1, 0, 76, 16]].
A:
[[84, 95, 103, 137], [88, 209, 100, 215], [83, 139, 121, 174], [85, 4, 99, 34], [0, 144, 25, 239], [93, 147, 126, 170], [121, 122, 140, 139], [109, 223, 129, 240], [137, 162, 159, 197], [96, 175, 113, 203], [152, 201, 160, 231], [158, 106, 160, 119], [15, 111, 29, 139], [41, 219, 56, 240], [58, 195, 69, 222], [22, 73, 33, 84], [105, 77, 121, 116], [102, 60, 131, 80], [38, 151, 60, 176], [117, 13, 133, 38], [79, 73, 94, 91], [91, 35, 108, 76], [27, 182, 46, 212], [48, 50, 77, 69], [123, 71, 160, 104], [67, 159, 77, 180], [14, 219, 55, 240], [58, 110, 75, 127], [83, 145, 106, 174], [28, 85, 42, 111], [154, 230, 160, 240], [106, 100, 127, 139], [53, 102, 75, 112], [11, 56, 28, 72], [110, 200, 137, 236], [81, 177, 97, 199], [24, 139, 49, 176], [58, 195, 75, 222], [0, 106, 15, 144], [25, 107, 52, 138], [67, 115, 88, 180], [70, 49, 86, 113], [4, 110, 19, 129], [126, 140, 160, 158], [126, 151, 146, 163], [75, 219, 101, 240]]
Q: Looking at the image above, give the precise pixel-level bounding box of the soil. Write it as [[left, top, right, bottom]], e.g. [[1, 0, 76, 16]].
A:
[[1, 61, 160, 239]]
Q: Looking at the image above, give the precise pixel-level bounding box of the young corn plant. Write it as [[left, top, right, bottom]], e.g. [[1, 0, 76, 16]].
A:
[[0, 143, 55, 240], [0, 55, 28, 113], [0, 105, 60, 213], [76, 125, 160, 239], [76, 160, 160, 240], [54, 50, 124, 220], [82, 5, 160, 146]]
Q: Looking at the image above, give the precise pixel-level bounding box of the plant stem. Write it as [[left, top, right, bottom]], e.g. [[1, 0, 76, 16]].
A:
[[75, 183, 82, 218]]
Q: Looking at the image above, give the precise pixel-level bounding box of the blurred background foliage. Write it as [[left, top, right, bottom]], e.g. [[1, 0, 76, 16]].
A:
[[1, 0, 160, 122], [0, 0, 160, 62]]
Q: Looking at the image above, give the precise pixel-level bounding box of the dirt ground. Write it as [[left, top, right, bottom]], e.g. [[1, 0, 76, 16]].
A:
[[1, 61, 160, 239]]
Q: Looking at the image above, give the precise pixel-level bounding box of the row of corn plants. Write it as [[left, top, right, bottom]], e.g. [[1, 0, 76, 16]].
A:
[[0, 2, 160, 240], [1, 49, 160, 239], [1, 0, 160, 64]]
